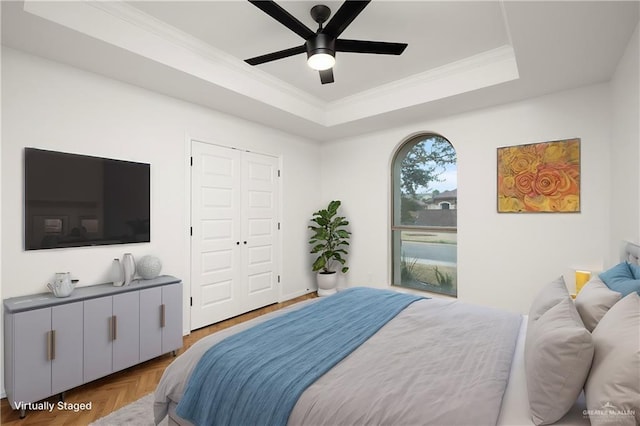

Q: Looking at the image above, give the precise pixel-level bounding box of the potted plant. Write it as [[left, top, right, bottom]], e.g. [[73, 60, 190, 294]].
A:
[[308, 200, 351, 296]]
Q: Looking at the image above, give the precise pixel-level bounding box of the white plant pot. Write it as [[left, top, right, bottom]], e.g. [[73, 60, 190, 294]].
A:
[[316, 271, 338, 297]]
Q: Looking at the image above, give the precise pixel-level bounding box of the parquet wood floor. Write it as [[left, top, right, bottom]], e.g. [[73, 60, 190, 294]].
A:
[[0, 292, 317, 425]]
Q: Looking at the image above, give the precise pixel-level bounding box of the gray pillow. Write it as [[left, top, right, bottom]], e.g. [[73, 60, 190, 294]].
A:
[[574, 276, 622, 332], [528, 276, 569, 324], [525, 297, 594, 425], [585, 292, 640, 426]]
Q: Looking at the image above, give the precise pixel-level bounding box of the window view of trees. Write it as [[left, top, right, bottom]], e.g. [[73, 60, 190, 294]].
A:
[[392, 135, 457, 296]]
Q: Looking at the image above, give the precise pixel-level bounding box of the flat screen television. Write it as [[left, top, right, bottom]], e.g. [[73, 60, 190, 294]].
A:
[[24, 148, 150, 250]]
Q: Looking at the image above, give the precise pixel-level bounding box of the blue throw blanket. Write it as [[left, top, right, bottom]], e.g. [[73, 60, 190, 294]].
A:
[[176, 287, 423, 426]]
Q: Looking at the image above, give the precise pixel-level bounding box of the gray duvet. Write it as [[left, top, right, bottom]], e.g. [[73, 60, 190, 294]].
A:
[[154, 296, 522, 426]]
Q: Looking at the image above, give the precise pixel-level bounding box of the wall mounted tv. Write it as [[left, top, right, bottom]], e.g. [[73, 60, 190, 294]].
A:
[[25, 148, 150, 250]]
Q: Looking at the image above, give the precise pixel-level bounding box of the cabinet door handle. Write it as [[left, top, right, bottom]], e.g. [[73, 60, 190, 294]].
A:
[[109, 315, 118, 341], [51, 330, 56, 360], [160, 304, 166, 328], [112, 315, 117, 340], [46, 330, 54, 361]]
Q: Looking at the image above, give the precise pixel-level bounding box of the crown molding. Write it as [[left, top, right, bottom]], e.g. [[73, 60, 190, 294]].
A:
[[326, 45, 519, 126], [84, 1, 325, 106], [21, 0, 519, 130], [22, 0, 327, 124]]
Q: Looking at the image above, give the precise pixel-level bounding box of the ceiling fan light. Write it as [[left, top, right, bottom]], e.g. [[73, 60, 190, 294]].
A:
[[306, 33, 336, 71], [307, 53, 335, 71]]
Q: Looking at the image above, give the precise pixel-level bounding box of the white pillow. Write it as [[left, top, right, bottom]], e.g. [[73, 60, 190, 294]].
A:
[[585, 292, 640, 426], [574, 276, 622, 332], [528, 276, 568, 324], [525, 297, 594, 425]]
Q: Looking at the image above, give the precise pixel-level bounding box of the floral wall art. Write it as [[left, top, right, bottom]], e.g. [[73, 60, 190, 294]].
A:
[[497, 138, 580, 213]]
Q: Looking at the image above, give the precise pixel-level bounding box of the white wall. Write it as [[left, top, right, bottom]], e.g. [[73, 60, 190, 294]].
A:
[[0, 9, 4, 400], [321, 84, 613, 314], [610, 23, 640, 263], [1, 23, 638, 395], [1, 48, 321, 332]]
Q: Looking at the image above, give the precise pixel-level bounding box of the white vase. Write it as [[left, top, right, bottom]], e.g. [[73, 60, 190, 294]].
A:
[[122, 253, 135, 286], [316, 271, 338, 297], [111, 258, 124, 287]]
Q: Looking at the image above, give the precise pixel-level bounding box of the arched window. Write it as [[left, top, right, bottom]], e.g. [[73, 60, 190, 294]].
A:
[[391, 134, 457, 296]]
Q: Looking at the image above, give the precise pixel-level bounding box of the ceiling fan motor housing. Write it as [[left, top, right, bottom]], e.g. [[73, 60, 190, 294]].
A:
[[306, 33, 336, 59]]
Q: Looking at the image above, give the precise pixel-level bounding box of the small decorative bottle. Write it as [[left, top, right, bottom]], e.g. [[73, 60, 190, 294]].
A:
[[122, 253, 135, 286], [111, 258, 124, 287]]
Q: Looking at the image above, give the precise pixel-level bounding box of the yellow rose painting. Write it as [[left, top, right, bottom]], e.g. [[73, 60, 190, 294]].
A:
[[497, 139, 580, 213]]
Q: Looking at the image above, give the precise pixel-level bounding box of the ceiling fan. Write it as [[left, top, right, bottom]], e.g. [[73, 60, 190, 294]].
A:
[[245, 0, 408, 84]]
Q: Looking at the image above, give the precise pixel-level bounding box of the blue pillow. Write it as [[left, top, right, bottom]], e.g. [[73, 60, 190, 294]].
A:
[[599, 262, 640, 297], [627, 262, 640, 280]]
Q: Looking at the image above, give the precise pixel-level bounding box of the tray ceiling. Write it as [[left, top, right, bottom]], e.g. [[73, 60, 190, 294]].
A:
[[2, 1, 638, 141]]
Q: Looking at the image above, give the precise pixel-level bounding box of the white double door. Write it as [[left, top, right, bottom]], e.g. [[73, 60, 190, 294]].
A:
[[191, 141, 280, 330]]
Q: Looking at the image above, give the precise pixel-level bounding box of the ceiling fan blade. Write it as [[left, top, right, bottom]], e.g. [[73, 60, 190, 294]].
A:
[[248, 0, 315, 40], [336, 39, 407, 55], [246, 45, 306, 65], [323, 1, 370, 38], [319, 68, 334, 84]]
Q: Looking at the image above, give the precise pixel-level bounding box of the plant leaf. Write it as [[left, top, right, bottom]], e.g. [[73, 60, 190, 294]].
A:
[[312, 257, 326, 272]]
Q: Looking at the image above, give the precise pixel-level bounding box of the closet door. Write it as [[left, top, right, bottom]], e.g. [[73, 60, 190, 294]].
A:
[[242, 152, 280, 312], [191, 142, 243, 329], [191, 142, 280, 329]]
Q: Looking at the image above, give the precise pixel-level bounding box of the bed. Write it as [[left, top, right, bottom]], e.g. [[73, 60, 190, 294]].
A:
[[154, 242, 640, 426]]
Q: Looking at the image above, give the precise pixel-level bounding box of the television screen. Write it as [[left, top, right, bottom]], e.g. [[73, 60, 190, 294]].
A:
[[24, 148, 150, 250]]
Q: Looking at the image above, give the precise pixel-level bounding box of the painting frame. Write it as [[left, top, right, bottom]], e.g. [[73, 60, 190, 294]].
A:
[[497, 138, 581, 213]]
